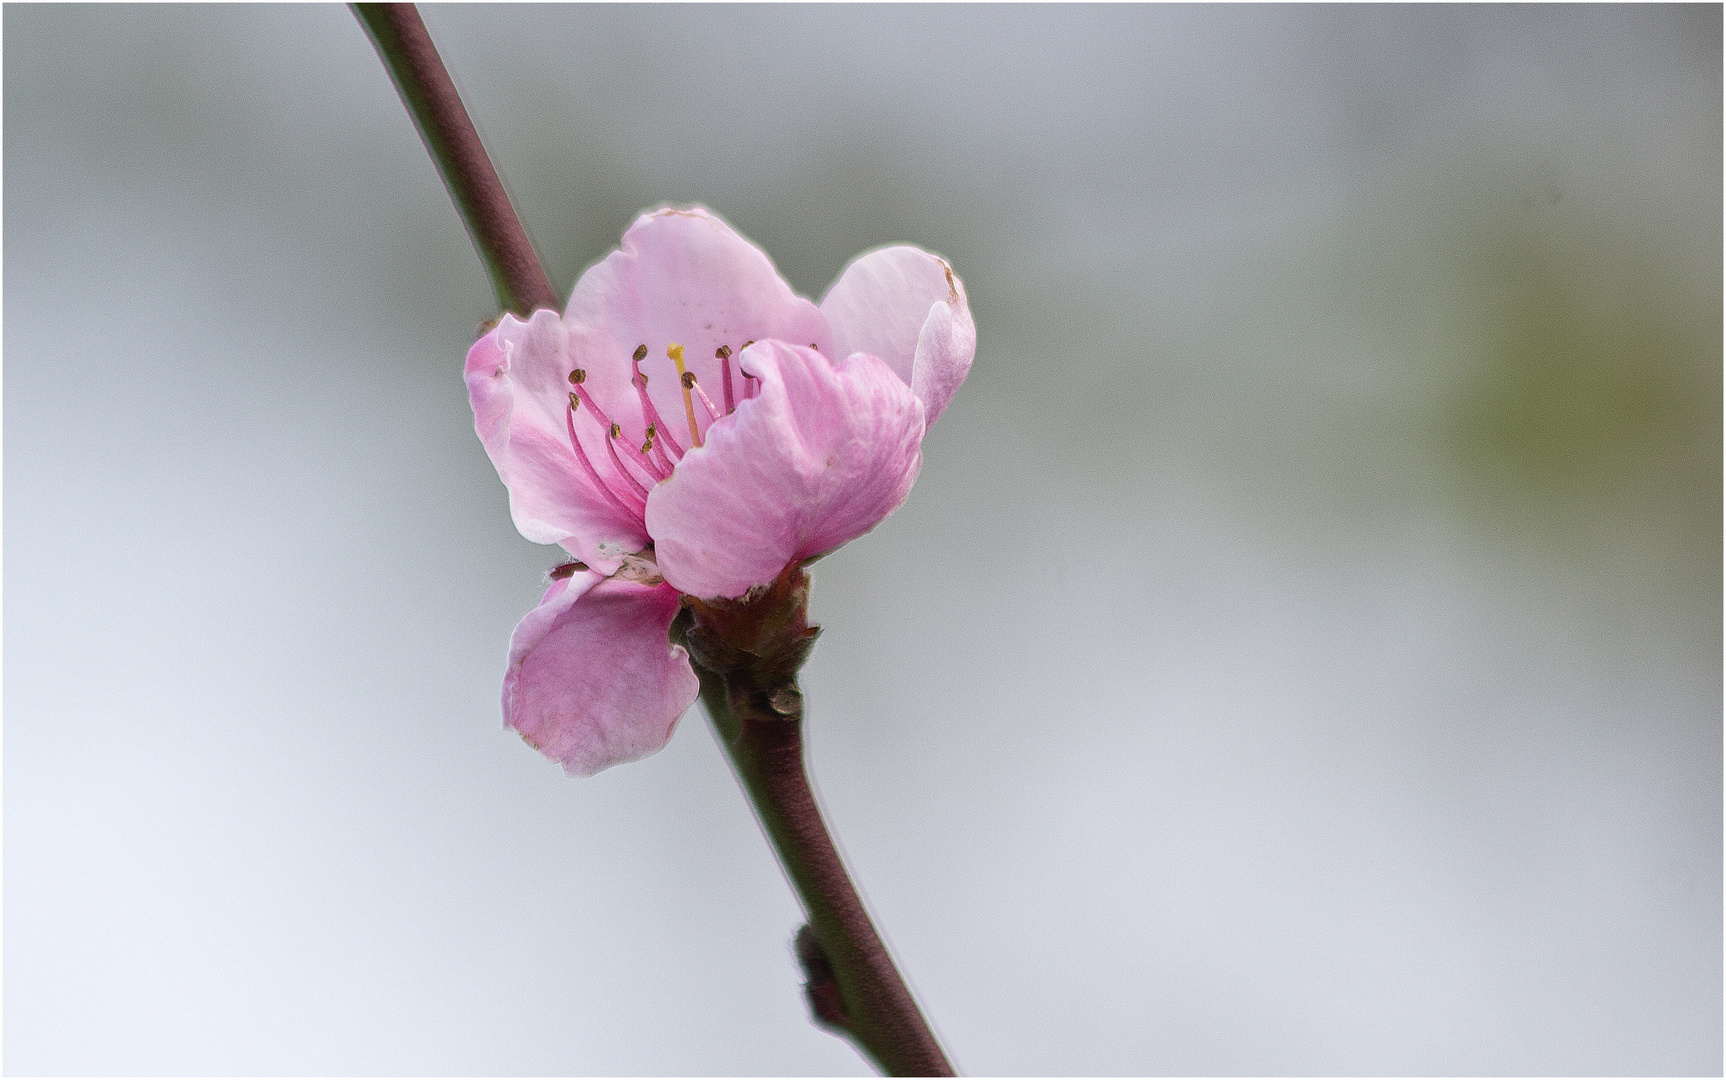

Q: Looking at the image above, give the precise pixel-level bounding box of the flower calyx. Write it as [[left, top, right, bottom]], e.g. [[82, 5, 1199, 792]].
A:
[[682, 559, 822, 719]]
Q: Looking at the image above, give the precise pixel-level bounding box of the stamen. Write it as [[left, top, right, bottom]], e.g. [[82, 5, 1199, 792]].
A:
[[605, 423, 651, 503], [565, 401, 640, 519], [569, 382, 613, 431], [646, 424, 676, 476], [629, 344, 684, 460], [715, 346, 736, 415], [571, 383, 660, 491], [667, 344, 703, 448], [684, 370, 721, 423], [613, 419, 667, 485], [638, 426, 671, 481]]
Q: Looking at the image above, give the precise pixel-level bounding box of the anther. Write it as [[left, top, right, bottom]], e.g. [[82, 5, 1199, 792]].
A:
[[718, 346, 736, 413], [639, 424, 673, 475], [569, 381, 660, 486], [630, 345, 684, 461], [565, 400, 639, 519], [601, 424, 650, 503], [624, 422, 669, 483], [688, 376, 721, 423], [668, 343, 703, 448], [569, 391, 579, 410], [568, 369, 586, 384]]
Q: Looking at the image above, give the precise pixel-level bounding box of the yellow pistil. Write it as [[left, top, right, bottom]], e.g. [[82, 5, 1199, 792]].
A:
[[667, 343, 702, 447]]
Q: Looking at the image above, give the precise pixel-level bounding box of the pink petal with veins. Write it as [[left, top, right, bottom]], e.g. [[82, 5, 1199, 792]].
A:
[[564, 207, 832, 448], [503, 571, 699, 777], [821, 245, 975, 427], [646, 341, 924, 600], [466, 310, 648, 573]]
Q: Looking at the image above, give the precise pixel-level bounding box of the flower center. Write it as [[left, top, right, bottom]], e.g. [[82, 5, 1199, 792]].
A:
[[562, 342, 763, 517]]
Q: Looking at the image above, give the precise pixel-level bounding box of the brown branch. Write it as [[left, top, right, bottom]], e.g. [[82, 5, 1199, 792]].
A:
[[721, 705, 955, 1076], [354, 10, 951, 1070], [352, 3, 559, 317], [681, 566, 956, 1077]]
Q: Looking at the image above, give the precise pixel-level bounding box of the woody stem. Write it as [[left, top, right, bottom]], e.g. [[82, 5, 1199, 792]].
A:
[[352, 3, 560, 317], [355, 8, 950, 1071], [690, 661, 956, 1077]]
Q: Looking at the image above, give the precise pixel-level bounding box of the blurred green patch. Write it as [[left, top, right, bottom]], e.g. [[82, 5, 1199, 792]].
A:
[[1441, 218, 1721, 552]]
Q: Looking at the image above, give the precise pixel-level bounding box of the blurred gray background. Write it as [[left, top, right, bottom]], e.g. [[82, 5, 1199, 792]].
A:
[[6, 4, 1720, 1075]]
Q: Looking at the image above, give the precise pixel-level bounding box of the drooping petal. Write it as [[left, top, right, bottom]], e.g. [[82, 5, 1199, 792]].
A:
[[563, 207, 833, 446], [503, 571, 699, 777], [466, 310, 649, 573], [646, 341, 924, 599], [820, 246, 976, 427]]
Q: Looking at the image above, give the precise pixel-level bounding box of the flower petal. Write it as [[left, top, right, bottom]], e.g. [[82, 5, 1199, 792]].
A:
[[563, 207, 833, 448], [503, 571, 699, 777], [646, 341, 924, 599], [466, 310, 649, 573], [820, 246, 975, 427], [908, 294, 975, 429]]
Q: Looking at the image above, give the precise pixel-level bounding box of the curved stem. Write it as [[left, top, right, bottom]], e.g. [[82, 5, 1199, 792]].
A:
[[352, 3, 560, 317], [692, 661, 956, 1077]]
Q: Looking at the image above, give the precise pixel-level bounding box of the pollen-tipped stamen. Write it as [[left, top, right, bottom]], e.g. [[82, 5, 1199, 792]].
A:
[[629, 344, 685, 461], [568, 378, 617, 437], [637, 427, 671, 482], [570, 378, 660, 492], [565, 397, 640, 519], [717, 345, 736, 414], [645, 424, 676, 476], [684, 369, 721, 423], [604, 422, 651, 503], [667, 344, 703, 448]]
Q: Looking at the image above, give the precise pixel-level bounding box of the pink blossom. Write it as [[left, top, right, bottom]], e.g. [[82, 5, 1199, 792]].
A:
[[465, 207, 975, 775]]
